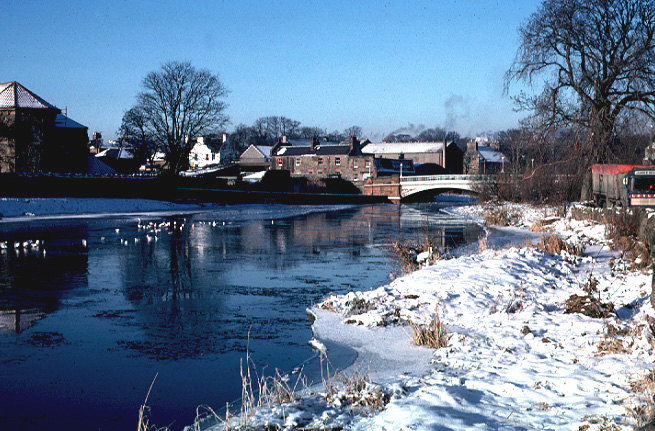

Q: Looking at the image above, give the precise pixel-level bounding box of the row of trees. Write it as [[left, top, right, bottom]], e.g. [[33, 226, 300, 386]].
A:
[[382, 128, 460, 143], [118, 0, 655, 198], [117, 64, 364, 174], [225, 119, 363, 160]]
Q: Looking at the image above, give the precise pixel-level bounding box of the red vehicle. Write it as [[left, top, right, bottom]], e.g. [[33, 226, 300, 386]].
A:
[[591, 165, 655, 207], [592, 164, 655, 208]]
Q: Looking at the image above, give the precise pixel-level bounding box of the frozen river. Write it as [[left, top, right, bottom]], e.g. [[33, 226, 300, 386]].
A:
[[0, 203, 482, 430]]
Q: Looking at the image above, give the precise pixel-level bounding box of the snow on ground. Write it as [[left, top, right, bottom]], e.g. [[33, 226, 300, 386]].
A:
[[199, 203, 655, 431]]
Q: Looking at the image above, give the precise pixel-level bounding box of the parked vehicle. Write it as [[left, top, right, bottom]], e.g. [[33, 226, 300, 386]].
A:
[[592, 164, 655, 208]]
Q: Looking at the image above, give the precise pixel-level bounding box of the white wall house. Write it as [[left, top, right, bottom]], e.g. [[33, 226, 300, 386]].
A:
[[189, 136, 223, 169]]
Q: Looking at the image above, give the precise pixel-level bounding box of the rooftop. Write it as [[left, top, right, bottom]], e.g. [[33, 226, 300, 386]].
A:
[[0, 81, 59, 110], [362, 142, 446, 154]]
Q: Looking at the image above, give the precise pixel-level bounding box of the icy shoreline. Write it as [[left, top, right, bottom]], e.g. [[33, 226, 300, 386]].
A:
[[202, 203, 655, 431], [3, 197, 652, 430]]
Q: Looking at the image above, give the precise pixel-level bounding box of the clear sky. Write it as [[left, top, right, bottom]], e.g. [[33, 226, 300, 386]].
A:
[[3, 0, 543, 141]]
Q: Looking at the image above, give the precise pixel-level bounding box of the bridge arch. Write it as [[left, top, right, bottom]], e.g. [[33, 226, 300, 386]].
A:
[[399, 175, 488, 202]]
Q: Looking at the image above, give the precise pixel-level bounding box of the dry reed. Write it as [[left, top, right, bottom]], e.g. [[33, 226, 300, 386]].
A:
[[411, 309, 448, 349]]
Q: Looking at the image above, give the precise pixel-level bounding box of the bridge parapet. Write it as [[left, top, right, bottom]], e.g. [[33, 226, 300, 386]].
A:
[[399, 174, 493, 198], [400, 174, 491, 183]]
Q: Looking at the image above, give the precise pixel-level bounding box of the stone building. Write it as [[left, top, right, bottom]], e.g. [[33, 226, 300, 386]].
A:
[[361, 141, 463, 174], [270, 137, 379, 183], [465, 139, 508, 174], [0, 81, 88, 173]]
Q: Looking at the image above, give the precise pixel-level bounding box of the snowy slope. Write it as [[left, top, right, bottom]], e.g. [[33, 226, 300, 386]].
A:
[[197, 203, 655, 431]]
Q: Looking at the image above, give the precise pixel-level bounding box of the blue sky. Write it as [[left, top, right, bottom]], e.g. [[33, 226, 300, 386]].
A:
[[3, 0, 542, 141]]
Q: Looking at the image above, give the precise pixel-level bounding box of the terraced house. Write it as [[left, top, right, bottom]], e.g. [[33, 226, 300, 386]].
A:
[[270, 137, 378, 183]]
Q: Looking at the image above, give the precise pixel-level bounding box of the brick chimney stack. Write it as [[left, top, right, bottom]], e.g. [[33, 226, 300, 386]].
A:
[[349, 136, 360, 154]]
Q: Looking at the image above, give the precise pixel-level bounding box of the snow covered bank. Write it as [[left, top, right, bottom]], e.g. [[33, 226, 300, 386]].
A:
[[201, 203, 655, 431]]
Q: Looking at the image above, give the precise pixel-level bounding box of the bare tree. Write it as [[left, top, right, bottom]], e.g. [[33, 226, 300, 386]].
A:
[[117, 107, 159, 168], [131, 61, 229, 175], [343, 125, 363, 139], [280, 117, 301, 138], [505, 0, 655, 195], [416, 127, 447, 142], [299, 126, 325, 139]]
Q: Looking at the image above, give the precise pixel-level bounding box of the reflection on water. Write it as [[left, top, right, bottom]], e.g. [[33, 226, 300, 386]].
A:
[[0, 203, 481, 430], [0, 308, 45, 333]]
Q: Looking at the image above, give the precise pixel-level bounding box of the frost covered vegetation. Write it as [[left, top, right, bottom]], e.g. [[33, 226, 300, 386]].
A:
[[135, 202, 655, 431]]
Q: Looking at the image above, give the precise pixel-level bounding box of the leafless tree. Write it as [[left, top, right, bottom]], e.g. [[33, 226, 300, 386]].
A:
[[117, 107, 159, 168], [131, 61, 229, 175], [505, 0, 655, 196], [416, 127, 447, 142], [299, 126, 325, 139], [343, 125, 363, 139]]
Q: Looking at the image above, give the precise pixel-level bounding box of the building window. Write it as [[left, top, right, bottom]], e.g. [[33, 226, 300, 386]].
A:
[[317, 170, 323, 175], [206, 154, 210, 161], [335, 157, 341, 166], [318, 157, 323, 165], [353, 160, 358, 169], [308, 170, 313, 175], [365, 160, 371, 168], [295, 158, 300, 166], [277, 158, 283, 167], [353, 173, 359, 181]]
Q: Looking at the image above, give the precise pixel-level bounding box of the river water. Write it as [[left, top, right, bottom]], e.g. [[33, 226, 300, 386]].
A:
[[0, 203, 482, 430]]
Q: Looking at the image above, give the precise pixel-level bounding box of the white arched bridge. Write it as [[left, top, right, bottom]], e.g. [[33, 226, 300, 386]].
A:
[[400, 174, 486, 198], [365, 174, 492, 201]]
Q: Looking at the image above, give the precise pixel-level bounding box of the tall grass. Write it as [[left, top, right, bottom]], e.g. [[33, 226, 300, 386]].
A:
[[411, 307, 448, 349], [137, 373, 169, 431]]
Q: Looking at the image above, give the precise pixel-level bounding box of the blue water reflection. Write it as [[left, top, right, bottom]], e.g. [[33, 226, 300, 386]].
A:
[[0, 203, 481, 430]]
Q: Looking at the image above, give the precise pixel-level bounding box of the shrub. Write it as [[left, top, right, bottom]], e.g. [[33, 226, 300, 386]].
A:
[[535, 234, 584, 256], [483, 206, 520, 227], [411, 312, 448, 349], [564, 294, 614, 318], [320, 353, 391, 415], [604, 209, 650, 270]]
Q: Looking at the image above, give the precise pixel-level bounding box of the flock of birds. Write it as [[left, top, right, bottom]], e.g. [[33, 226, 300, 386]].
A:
[[0, 217, 243, 257]]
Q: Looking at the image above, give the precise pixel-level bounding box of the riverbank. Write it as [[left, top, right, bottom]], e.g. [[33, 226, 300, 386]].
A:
[[201, 203, 655, 431]]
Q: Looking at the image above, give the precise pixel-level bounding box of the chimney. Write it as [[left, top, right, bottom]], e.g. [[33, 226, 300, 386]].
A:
[[443, 141, 447, 169], [282, 135, 287, 144], [222, 133, 227, 143], [349, 137, 360, 154], [311, 137, 318, 151]]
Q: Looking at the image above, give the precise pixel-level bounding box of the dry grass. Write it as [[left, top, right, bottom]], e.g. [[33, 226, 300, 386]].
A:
[[535, 234, 584, 256], [570, 206, 650, 270], [596, 337, 632, 356], [186, 334, 307, 431], [320, 353, 391, 415], [596, 322, 634, 357], [137, 374, 170, 431], [344, 296, 377, 317], [392, 241, 419, 273], [411, 308, 448, 349], [237, 347, 305, 427], [530, 219, 547, 232], [627, 370, 655, 427], [483, 206, 520, 227], [478, 236, 490, 252], [564, 293, 615, 318], [392, 236, 441, 273], [605, 209, 651, 270]]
